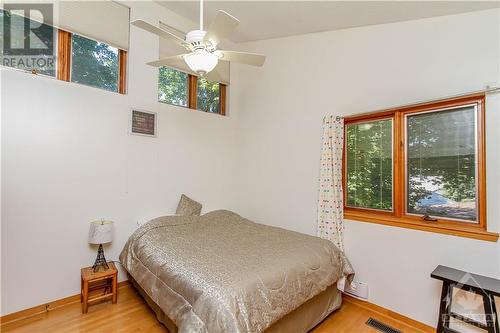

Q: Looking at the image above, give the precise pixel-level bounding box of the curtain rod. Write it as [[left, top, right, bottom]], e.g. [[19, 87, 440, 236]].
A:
[[335, 85, 500, 121]]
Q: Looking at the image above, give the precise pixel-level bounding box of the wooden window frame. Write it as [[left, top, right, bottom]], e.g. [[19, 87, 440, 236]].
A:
[[118, 49, 127, 94], [188, 74, 198, 109], [56, 30, 72, 81], [219, 84, 227, 116], [55, 29, 127, 94], [184, 74, 227, 115], [343, 94, 498, 242]]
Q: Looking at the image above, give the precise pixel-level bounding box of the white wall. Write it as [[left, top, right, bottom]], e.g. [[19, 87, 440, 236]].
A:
[[228, 9, 500, 328], [0, 1, 240, 315]]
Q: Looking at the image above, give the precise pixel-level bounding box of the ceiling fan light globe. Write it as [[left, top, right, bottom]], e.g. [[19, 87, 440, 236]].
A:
[[184, 50, 218, 76]]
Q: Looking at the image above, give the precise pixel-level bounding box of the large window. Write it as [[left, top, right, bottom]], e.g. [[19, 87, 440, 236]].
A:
[[344, 95, 494, 241], [158, 67, 227, 115]]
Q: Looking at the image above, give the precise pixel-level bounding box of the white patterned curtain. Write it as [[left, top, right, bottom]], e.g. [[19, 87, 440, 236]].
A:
[[317, 115, 345, 251]]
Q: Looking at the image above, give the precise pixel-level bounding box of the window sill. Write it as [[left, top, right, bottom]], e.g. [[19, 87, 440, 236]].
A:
[[344, 212, 499, 242]]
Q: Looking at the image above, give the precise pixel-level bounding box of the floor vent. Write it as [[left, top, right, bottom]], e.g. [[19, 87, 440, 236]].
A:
[[366, 318, 402, 333]]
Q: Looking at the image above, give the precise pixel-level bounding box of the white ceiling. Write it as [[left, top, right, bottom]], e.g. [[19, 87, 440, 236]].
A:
[[156, 1, 499, 43]]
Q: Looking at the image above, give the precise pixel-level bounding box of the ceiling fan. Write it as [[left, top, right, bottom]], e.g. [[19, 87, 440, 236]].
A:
[[131, 0, 266, 81]]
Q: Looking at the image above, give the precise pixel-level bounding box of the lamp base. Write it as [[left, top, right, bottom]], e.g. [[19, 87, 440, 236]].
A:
[[92, 244, 109, 272]]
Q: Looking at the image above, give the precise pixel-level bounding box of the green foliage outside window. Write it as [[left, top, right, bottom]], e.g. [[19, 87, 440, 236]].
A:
[[71, 34, 118, 92], [346, 119, 393, 211], [158, 67, 188, 107], [197, 77, 220, 113], [406, 106, 477, 221]]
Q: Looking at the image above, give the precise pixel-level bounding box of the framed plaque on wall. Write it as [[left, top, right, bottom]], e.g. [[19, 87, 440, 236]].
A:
[[130, 109, 157, 137]]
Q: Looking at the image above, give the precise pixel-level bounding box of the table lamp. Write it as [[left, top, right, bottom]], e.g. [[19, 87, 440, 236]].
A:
[[88, 220, 114, 272]]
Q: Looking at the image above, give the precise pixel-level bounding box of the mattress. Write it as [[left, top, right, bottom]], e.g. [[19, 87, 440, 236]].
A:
[[120, 210, 354, 333]]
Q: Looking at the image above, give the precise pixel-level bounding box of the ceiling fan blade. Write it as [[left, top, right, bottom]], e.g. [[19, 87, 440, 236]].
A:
[[217, 50, 266, 67], [204, 65, 228, 85], [146, 54, 187, 67], [131, 20, 187, 49], [147, 54, 198, 76], [204, 11, 240, 46]]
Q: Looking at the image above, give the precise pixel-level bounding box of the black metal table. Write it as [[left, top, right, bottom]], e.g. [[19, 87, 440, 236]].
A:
[[431, 265, 500, 333]]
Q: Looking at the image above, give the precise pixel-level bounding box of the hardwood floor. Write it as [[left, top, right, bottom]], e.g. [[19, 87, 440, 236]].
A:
[[1, 286, 427, 333]]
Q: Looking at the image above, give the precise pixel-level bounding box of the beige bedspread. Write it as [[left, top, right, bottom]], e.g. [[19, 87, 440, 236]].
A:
[[119, 210, 354, 333]]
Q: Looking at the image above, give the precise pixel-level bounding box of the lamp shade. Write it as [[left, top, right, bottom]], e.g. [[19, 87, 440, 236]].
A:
[[184, 50, 218, 76], [88, 220, 114, 245]]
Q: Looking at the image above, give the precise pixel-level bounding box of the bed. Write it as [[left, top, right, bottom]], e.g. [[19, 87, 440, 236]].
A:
[[119, 210, 354, 333]]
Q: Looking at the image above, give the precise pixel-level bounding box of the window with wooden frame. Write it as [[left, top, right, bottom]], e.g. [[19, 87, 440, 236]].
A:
[[57, 30, 127, 94], [0, 8, 127, 94], [343, 95, 497, 242], [158, 67, 227, 116]]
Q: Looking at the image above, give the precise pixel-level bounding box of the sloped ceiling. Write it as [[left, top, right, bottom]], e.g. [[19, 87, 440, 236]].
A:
[[156, 1, 499, 43]]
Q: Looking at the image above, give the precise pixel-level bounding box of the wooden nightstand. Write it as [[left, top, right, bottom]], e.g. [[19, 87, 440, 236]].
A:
[[81, 262, 118, 314]]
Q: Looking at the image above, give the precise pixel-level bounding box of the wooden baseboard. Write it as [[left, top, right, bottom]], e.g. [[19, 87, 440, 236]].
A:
[[343, 294, 435, 333], [0, 281, 130, 325]]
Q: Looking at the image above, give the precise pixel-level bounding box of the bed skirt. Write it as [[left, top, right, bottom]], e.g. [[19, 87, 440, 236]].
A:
[[129, 276, 342, 333]]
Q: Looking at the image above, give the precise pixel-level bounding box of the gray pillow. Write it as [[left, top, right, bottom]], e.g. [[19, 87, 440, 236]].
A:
[[176, 194, 202, 216]]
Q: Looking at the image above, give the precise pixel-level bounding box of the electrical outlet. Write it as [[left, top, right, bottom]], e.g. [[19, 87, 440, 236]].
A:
[[343, 280, 369, 300]]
